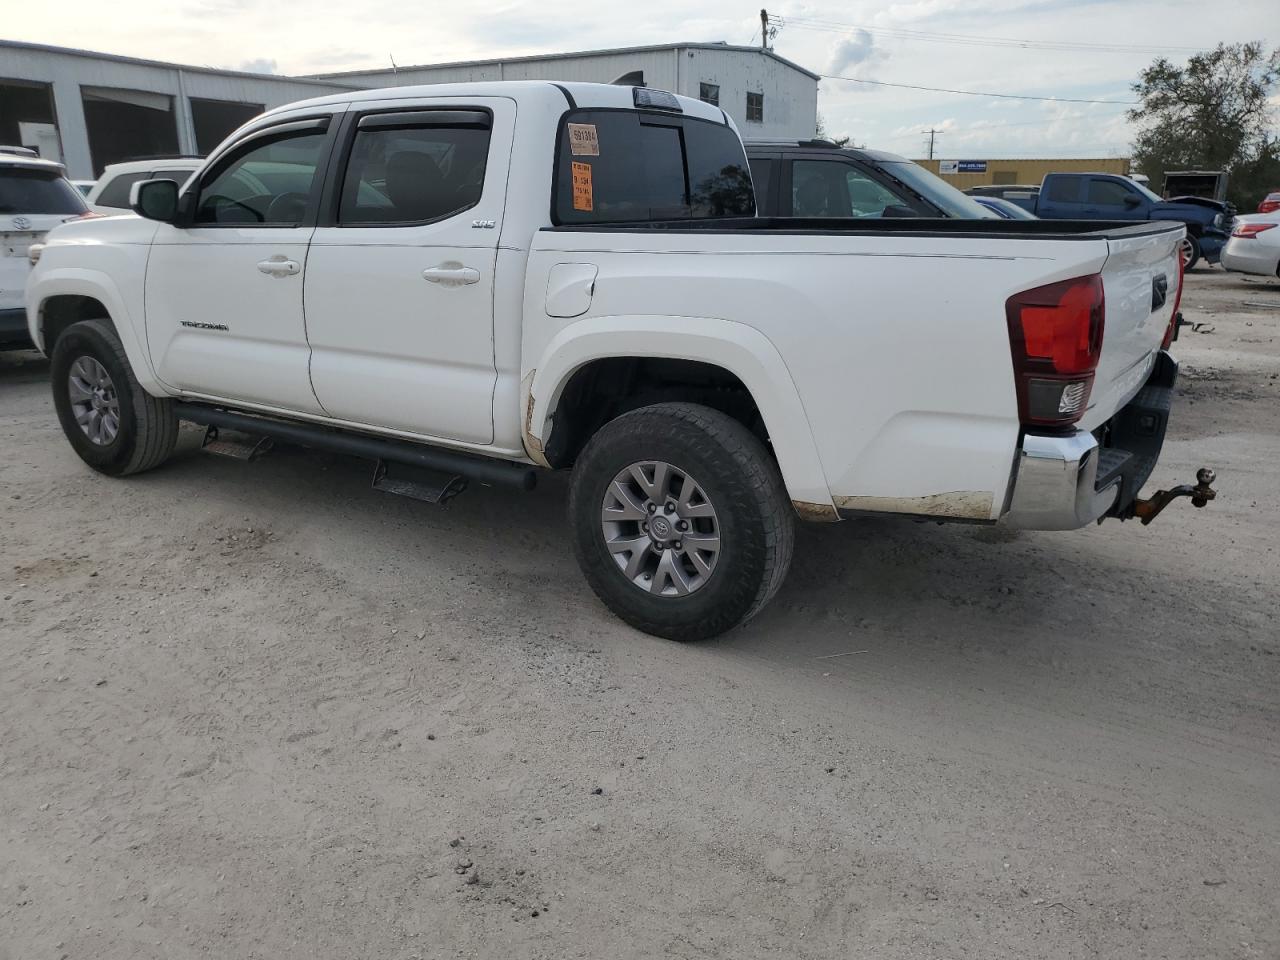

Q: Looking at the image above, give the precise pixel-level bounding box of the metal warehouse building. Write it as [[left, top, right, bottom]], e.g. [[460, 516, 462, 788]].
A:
[[309, 43, 819, 141], [1, 40, 819, 180], [0, 40, 353, 179]]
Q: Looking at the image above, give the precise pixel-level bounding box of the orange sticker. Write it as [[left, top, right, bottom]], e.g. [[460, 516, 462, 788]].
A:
[[571, 161, 593, 212]]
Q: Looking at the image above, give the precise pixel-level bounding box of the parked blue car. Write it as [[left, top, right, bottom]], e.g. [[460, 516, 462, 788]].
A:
[[995, 173, 1233, 268], [972, 196, 1038, 220]]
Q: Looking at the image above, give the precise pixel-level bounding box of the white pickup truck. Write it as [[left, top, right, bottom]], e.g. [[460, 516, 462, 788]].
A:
[[25, 81, 1214, 640]]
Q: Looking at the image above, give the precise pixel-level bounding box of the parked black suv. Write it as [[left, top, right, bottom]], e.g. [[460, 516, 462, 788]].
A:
[[744, 140, 993, 219]]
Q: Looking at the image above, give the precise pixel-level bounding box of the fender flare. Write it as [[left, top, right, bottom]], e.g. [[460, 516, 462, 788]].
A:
[[524, 314, 835, 512], [28, 267, 168, 395]]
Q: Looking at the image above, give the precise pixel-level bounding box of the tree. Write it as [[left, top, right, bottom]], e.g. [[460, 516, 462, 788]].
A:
[[815, 112, 851, 147], [1128, 42, 1280, 209]]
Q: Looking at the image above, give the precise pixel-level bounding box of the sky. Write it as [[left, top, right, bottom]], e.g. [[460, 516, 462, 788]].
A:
[[7, 0, 1278, 158]]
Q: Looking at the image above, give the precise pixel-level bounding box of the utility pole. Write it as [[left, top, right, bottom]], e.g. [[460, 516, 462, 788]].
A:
[[760, 10, 769, 50], [923, 128, 942, 160]]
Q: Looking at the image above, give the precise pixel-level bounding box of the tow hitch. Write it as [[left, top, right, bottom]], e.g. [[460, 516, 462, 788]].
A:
[[1130, 468, 1217, 525]]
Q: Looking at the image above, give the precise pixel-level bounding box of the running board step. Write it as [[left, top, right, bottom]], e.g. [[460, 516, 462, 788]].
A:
[[372, 460, 468, 505], [173, 402, 537, 491], [201, 425, 275, 461]]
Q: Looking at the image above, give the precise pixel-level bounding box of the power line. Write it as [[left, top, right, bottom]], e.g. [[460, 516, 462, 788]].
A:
[[822, 72, 1138, 105], [770, 14, 1207, 55]]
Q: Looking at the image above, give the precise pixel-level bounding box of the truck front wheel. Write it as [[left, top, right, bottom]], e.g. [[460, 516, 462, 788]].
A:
[[569, 402, 794, 640], [50, 318, 178, 476], [1180, 236, 1201, 271]]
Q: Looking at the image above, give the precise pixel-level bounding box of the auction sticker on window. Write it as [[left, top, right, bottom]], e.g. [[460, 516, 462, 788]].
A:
[[567, 123, 599, 156], [571, 162, 594, 211]]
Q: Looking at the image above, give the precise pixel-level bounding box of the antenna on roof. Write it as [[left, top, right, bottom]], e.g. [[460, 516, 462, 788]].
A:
[[389, 53, 398, 74]]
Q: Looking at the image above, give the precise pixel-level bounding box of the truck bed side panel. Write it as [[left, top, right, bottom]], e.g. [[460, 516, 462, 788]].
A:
[[525, 229, 1118, 519]]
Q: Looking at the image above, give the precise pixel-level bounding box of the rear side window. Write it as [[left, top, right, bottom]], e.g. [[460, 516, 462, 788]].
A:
[[95, 171, 149, 209], [1047, 176, 1082, 204], [0, 168, 88, 215], [339, 115, 491, 225], [553, 110, 755, 224]]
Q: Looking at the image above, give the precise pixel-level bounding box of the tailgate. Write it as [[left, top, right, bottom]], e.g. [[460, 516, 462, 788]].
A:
[[1079, 222, 1183, 431]]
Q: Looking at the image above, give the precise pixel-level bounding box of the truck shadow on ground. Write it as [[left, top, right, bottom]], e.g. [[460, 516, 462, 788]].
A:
[[152, 434, 1260, 712]]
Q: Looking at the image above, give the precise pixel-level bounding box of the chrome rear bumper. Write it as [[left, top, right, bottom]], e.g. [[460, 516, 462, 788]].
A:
[[1003, 431, 1118, 530]]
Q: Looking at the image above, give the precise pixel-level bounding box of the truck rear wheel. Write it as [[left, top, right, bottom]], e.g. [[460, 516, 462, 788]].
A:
[[50, 318, 178, 476], [569, 402, 794, 640]]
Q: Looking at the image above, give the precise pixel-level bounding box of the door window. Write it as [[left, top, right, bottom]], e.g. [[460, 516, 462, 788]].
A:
[[194, 129, 328, 226], [790, 160, 909, 217], [338, 119, 492, 225], [1087, 178, 1136, 207]]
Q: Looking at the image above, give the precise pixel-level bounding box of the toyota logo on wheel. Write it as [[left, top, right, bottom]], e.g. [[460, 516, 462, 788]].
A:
[[11, 216, 32, 230]]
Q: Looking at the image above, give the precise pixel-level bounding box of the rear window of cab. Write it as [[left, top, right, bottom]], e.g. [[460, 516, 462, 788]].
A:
[[553, 110, 755, 224]]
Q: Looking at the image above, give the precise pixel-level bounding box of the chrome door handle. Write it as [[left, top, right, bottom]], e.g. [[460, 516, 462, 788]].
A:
[[422, 265, 480, 286], [257, 257, 300, 276]]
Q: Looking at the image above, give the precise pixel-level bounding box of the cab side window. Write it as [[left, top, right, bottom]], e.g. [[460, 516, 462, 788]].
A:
[[338, 114, 492, 226], [1087, 178, 1135, 207], [790, 160, 909, 217], [1046, 176, 1083, 204], [195, 129, 328, 226]]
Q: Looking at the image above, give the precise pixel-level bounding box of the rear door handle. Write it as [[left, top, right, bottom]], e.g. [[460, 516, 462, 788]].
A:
[[257, 257, 300, 277], [422, 265, 480, 286]]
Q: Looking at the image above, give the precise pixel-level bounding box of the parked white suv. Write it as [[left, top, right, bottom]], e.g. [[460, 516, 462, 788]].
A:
[[86, 158, 202, 215], [1, 148, 92, 349], [25, 82, 1214, 638]]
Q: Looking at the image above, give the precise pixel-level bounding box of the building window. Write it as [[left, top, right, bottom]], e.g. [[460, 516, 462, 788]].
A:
[[746, 92, 764, 124], [699, 82, 720, 106]]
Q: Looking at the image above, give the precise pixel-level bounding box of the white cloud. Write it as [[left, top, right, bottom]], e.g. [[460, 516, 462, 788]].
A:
[[828, 29, 885, 76], [235, 57, 277, 74]]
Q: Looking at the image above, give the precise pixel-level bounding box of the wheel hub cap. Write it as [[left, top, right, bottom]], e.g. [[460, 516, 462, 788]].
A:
[[68, 356, 120, 446], [600, 460, 721, 597]]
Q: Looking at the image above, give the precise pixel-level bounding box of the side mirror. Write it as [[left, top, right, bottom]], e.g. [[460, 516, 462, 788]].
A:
[[131, 179, 180, 223], [1123, 194, 1143, 208]]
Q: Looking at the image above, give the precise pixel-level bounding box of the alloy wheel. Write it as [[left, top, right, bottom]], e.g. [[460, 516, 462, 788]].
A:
[[68, 356, 120, 446], [600, 460, 721, 596]]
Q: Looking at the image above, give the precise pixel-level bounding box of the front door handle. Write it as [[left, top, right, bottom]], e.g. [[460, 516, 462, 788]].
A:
[[422, 264, 480, 286], [257, 256, 300, 277]]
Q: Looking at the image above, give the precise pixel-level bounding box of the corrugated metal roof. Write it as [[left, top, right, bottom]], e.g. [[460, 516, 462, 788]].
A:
[[308, 42, 821, 82]]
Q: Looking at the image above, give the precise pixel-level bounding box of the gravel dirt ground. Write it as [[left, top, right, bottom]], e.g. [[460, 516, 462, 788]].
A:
[[2, 268, 1278, 960]]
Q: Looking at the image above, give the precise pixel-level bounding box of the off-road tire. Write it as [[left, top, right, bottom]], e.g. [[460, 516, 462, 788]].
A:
[[569, 402, 794, 640], [50, 318, 178, 476]]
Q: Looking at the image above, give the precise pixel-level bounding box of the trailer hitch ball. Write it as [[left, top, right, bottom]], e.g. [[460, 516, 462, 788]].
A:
[[1131, 466, 1218, 525], [1191, 468, 1216, 508]]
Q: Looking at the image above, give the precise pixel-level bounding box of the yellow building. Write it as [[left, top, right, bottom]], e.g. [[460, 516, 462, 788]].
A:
[[914, 157, 1132, 190]]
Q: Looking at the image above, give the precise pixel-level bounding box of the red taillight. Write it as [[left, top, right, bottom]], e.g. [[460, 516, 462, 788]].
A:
[[1006, 274, 1104, 429], [1162, 248, 1185, 350], [1232, 222, 1277, 239]]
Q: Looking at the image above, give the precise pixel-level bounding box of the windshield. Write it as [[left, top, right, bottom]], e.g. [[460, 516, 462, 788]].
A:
[[0, 167, 89, 216], [1131, 180, 1164, 203], [879, 160, 995, 219]]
